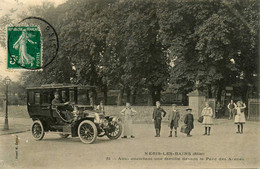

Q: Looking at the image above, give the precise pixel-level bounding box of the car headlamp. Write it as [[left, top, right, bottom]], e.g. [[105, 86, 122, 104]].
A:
[[100, 119, 109, 127], [112, 117, 118, 122]]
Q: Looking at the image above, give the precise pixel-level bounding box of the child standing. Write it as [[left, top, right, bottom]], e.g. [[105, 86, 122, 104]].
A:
[[184, 108, 194, 137], [234, 101, 246, 134], [201, 102, 214, 136], [152, 101, 167, 137], [120, 102, 137, 138], [168, 104, 180, 137]]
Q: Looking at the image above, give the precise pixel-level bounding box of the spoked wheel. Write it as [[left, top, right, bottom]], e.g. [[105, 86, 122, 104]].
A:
[[106, 121, 122, 140], [78, 120, 97, 144], [32, 120, 45, 141], [59, 134, 70, 138]]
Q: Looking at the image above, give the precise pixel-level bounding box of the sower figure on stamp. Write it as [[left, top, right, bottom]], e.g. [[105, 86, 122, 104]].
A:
[[168, 104, 180, 137], [184, 108, 194, 137], [152, 101, 166, 137], [13, 29, 37, 67], [120, 102, 137, 138]]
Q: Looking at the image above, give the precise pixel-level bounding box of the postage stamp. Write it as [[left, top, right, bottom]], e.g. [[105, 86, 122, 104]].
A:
[[7, 26, 42, 69]]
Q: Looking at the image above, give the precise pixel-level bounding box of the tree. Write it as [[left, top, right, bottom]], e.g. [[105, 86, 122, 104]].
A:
[[157, 0, 259, 101]]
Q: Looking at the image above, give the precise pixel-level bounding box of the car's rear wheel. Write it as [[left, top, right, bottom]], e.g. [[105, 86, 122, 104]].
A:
[[106, 121, 122, 140], [59, 134, 70, 138], [32, 120, 45, 140], [78, 120, 97, 144]]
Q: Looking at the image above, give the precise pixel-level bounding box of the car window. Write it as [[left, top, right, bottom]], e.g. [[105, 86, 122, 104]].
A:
[[35, 93, 40, 105], [42, 91, 50, 104], [69, 90, 75, 103], [28, 91, 34, 104], [78, 89, 88, 105], [62, 90, 69, 102]]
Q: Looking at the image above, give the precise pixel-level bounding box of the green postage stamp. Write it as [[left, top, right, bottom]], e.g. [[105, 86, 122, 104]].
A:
[[7, 26, 42, 69]]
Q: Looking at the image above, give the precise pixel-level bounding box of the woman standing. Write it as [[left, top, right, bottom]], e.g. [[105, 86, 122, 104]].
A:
[[201, 102, 213, 136], [234, 101, 246, 134], [120, 102, 137, 138]]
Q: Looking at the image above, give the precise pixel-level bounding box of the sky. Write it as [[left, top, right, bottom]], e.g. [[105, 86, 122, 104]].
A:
[[0, 0, 67, 81]]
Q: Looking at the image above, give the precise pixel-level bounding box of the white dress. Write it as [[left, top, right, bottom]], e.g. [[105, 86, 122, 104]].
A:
[[14, 33, 35, 66], [234, 106, 246, 124], [201, 107, 213, 127], [120, 108, 137, 136]]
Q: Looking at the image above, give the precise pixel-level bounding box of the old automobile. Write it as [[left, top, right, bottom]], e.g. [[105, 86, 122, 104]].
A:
[[27, 84, 122, 144]]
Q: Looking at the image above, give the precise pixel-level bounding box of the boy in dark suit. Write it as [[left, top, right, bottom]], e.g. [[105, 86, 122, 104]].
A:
[[184, 108, 194, 137], [152, 101, 167, 137], [168, 104, 180, 137]]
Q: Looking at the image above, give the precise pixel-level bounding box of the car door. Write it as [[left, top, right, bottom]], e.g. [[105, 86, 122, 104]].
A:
[[40, 90, 52, 118]]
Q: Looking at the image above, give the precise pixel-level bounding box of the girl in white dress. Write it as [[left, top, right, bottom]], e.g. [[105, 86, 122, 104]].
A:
[[234, 101, 246, 134], [120, 103, 137, 138], [201, 102, 214, 136]]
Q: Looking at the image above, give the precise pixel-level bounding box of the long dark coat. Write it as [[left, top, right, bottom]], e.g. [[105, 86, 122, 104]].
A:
[[184, 113, 194, 130]]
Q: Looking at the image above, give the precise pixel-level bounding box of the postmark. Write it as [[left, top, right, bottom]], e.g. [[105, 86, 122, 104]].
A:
[[7, 17, 59, 70]]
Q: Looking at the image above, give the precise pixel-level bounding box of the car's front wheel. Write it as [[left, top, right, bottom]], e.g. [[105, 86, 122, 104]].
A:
[[31, 120, 45, 141], [78, 120, 97, 144], [106, 121, 122, 140]]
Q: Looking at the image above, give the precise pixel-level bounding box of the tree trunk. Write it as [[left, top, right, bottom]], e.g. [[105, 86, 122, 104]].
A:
[[103, 84, 108, 105], [147, 87, 155, 106], [156, 87, 161, 103], [207, 84, 212, 98], [117, 88, 124, 106], [130, 89, 136, 105], [126, 88, 131, 103]]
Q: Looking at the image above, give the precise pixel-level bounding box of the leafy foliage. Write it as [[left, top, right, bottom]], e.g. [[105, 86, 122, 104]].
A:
[[1, 0, 257, 104]]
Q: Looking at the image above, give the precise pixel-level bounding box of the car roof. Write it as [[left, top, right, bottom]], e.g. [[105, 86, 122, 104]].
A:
[[26, 84, 96, 90]]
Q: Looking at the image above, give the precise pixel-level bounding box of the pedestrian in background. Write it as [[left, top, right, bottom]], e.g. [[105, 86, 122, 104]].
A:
[[234, 101, 246, 134], [152, 101, 167, 137], [227, 100, 237, 120], [120, 102, 137, 138], [215, 101, 222, 118], [201, 102, 213, 136], [168, 104, 180, 137], [184, 108, 194, 137]]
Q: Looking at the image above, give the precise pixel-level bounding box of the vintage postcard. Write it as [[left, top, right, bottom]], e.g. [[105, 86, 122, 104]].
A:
[[0, 0, 259, 169]]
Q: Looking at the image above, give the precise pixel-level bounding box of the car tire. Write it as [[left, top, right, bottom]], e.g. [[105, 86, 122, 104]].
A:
[[32, 120, 45, 141], [106, 121, 122, 140], [59, 134, 70, 138], [78, 120, 97, 144]]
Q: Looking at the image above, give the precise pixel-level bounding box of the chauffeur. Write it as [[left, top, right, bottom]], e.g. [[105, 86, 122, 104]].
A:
[[152, 101, 167, 137], [52, 92, 74, 121]]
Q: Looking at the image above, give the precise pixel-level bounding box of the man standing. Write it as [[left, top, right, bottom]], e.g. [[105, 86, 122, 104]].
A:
[[227, 100, 237, 120], [168, 104, 180, 137], [152, 101, 167, 137]]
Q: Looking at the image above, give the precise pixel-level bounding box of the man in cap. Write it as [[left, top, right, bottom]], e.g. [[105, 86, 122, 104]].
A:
[[152, 101, 167, 137]]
